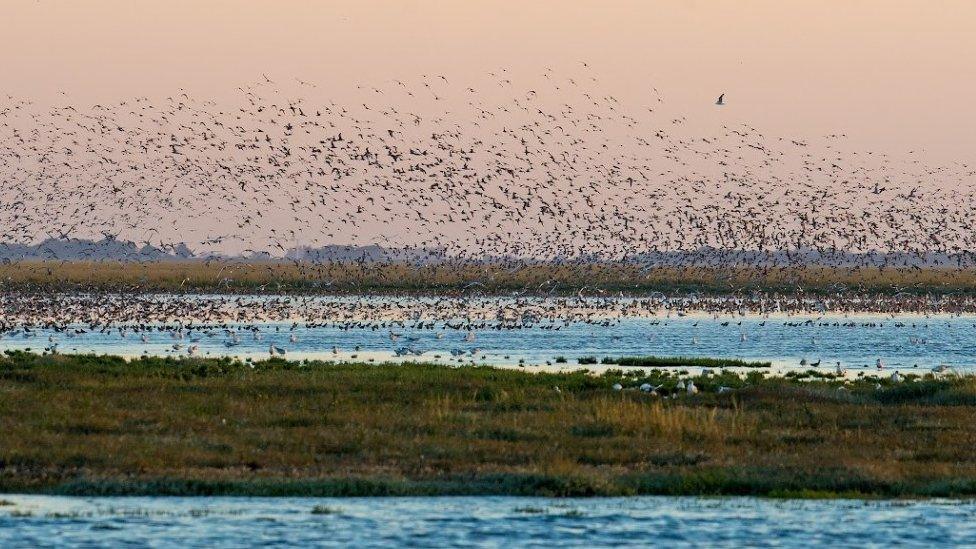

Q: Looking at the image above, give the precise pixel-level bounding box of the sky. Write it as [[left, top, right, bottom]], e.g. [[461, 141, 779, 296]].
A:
[[2, 1, 976, 260], [3, 0, 974, 164]]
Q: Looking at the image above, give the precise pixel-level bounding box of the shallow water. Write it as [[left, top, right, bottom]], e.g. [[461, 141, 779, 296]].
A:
[[0, 495, 973, 547], [4, 313, 976, 372]]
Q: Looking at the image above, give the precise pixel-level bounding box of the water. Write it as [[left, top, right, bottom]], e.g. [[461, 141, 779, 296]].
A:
[[0, 495, 972, 547], [4, 313, 975, 372]]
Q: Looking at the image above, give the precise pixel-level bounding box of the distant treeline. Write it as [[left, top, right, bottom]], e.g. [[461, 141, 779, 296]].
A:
[[2, 259, 976, 296]]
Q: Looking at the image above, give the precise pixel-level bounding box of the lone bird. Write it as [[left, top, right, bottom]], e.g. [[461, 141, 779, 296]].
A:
[[715, 93, 725, 106]]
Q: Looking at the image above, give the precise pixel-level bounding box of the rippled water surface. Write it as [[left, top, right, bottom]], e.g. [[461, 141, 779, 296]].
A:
[[1, 495, 974, 547], [4, 312, 976, 371]]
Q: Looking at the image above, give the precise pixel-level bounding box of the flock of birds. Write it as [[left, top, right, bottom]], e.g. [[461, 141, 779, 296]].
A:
[[4, 292, 976, 334], [1, 68, 975, 373], [0, 291, 968, 380], [1, 68, 975, 270]]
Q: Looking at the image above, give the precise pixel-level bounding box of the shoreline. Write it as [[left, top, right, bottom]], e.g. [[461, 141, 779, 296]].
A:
[[0, 348, 939, 380], [4, 473, 976, 499]]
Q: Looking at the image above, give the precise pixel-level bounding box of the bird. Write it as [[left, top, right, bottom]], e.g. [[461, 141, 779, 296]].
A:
[[640, 382, 663, 393], [715, 93, 725, 106]]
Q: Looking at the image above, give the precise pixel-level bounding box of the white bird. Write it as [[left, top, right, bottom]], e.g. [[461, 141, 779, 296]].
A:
[[640, 383, 664, 394], [612, 383, 623, 391], [686, 381, 699, 395], [890, 372, 902, 383]]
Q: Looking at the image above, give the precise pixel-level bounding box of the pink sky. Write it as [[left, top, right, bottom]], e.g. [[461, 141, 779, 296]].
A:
[[2, 1, 975, 260], [3, 0, 974, 163]]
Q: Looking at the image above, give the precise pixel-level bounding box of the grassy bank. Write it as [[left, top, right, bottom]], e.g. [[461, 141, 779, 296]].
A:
[[2, 352, 976, 498], [4, 259, 976, 296], [601, 356, 771, 368]]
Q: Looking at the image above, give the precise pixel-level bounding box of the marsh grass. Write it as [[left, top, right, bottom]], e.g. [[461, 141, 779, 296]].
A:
[[2, 352, 976, 497], [602, 356, 771, 368], [5, 260, 976, 295]]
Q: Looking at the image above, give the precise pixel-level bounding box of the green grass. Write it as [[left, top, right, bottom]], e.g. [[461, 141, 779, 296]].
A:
[[1, 352, 976, 498], [601, 356, 772, 368]]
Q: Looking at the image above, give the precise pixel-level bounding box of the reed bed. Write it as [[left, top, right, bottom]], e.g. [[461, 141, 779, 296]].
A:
[[4, 260, 976, 295]]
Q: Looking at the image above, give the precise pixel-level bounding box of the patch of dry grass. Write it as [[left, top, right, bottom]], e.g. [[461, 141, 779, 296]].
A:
[[4, 260, 976, 295]]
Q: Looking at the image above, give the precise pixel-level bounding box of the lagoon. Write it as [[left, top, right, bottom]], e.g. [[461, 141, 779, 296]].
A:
[[5, 313, 976, 373]]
